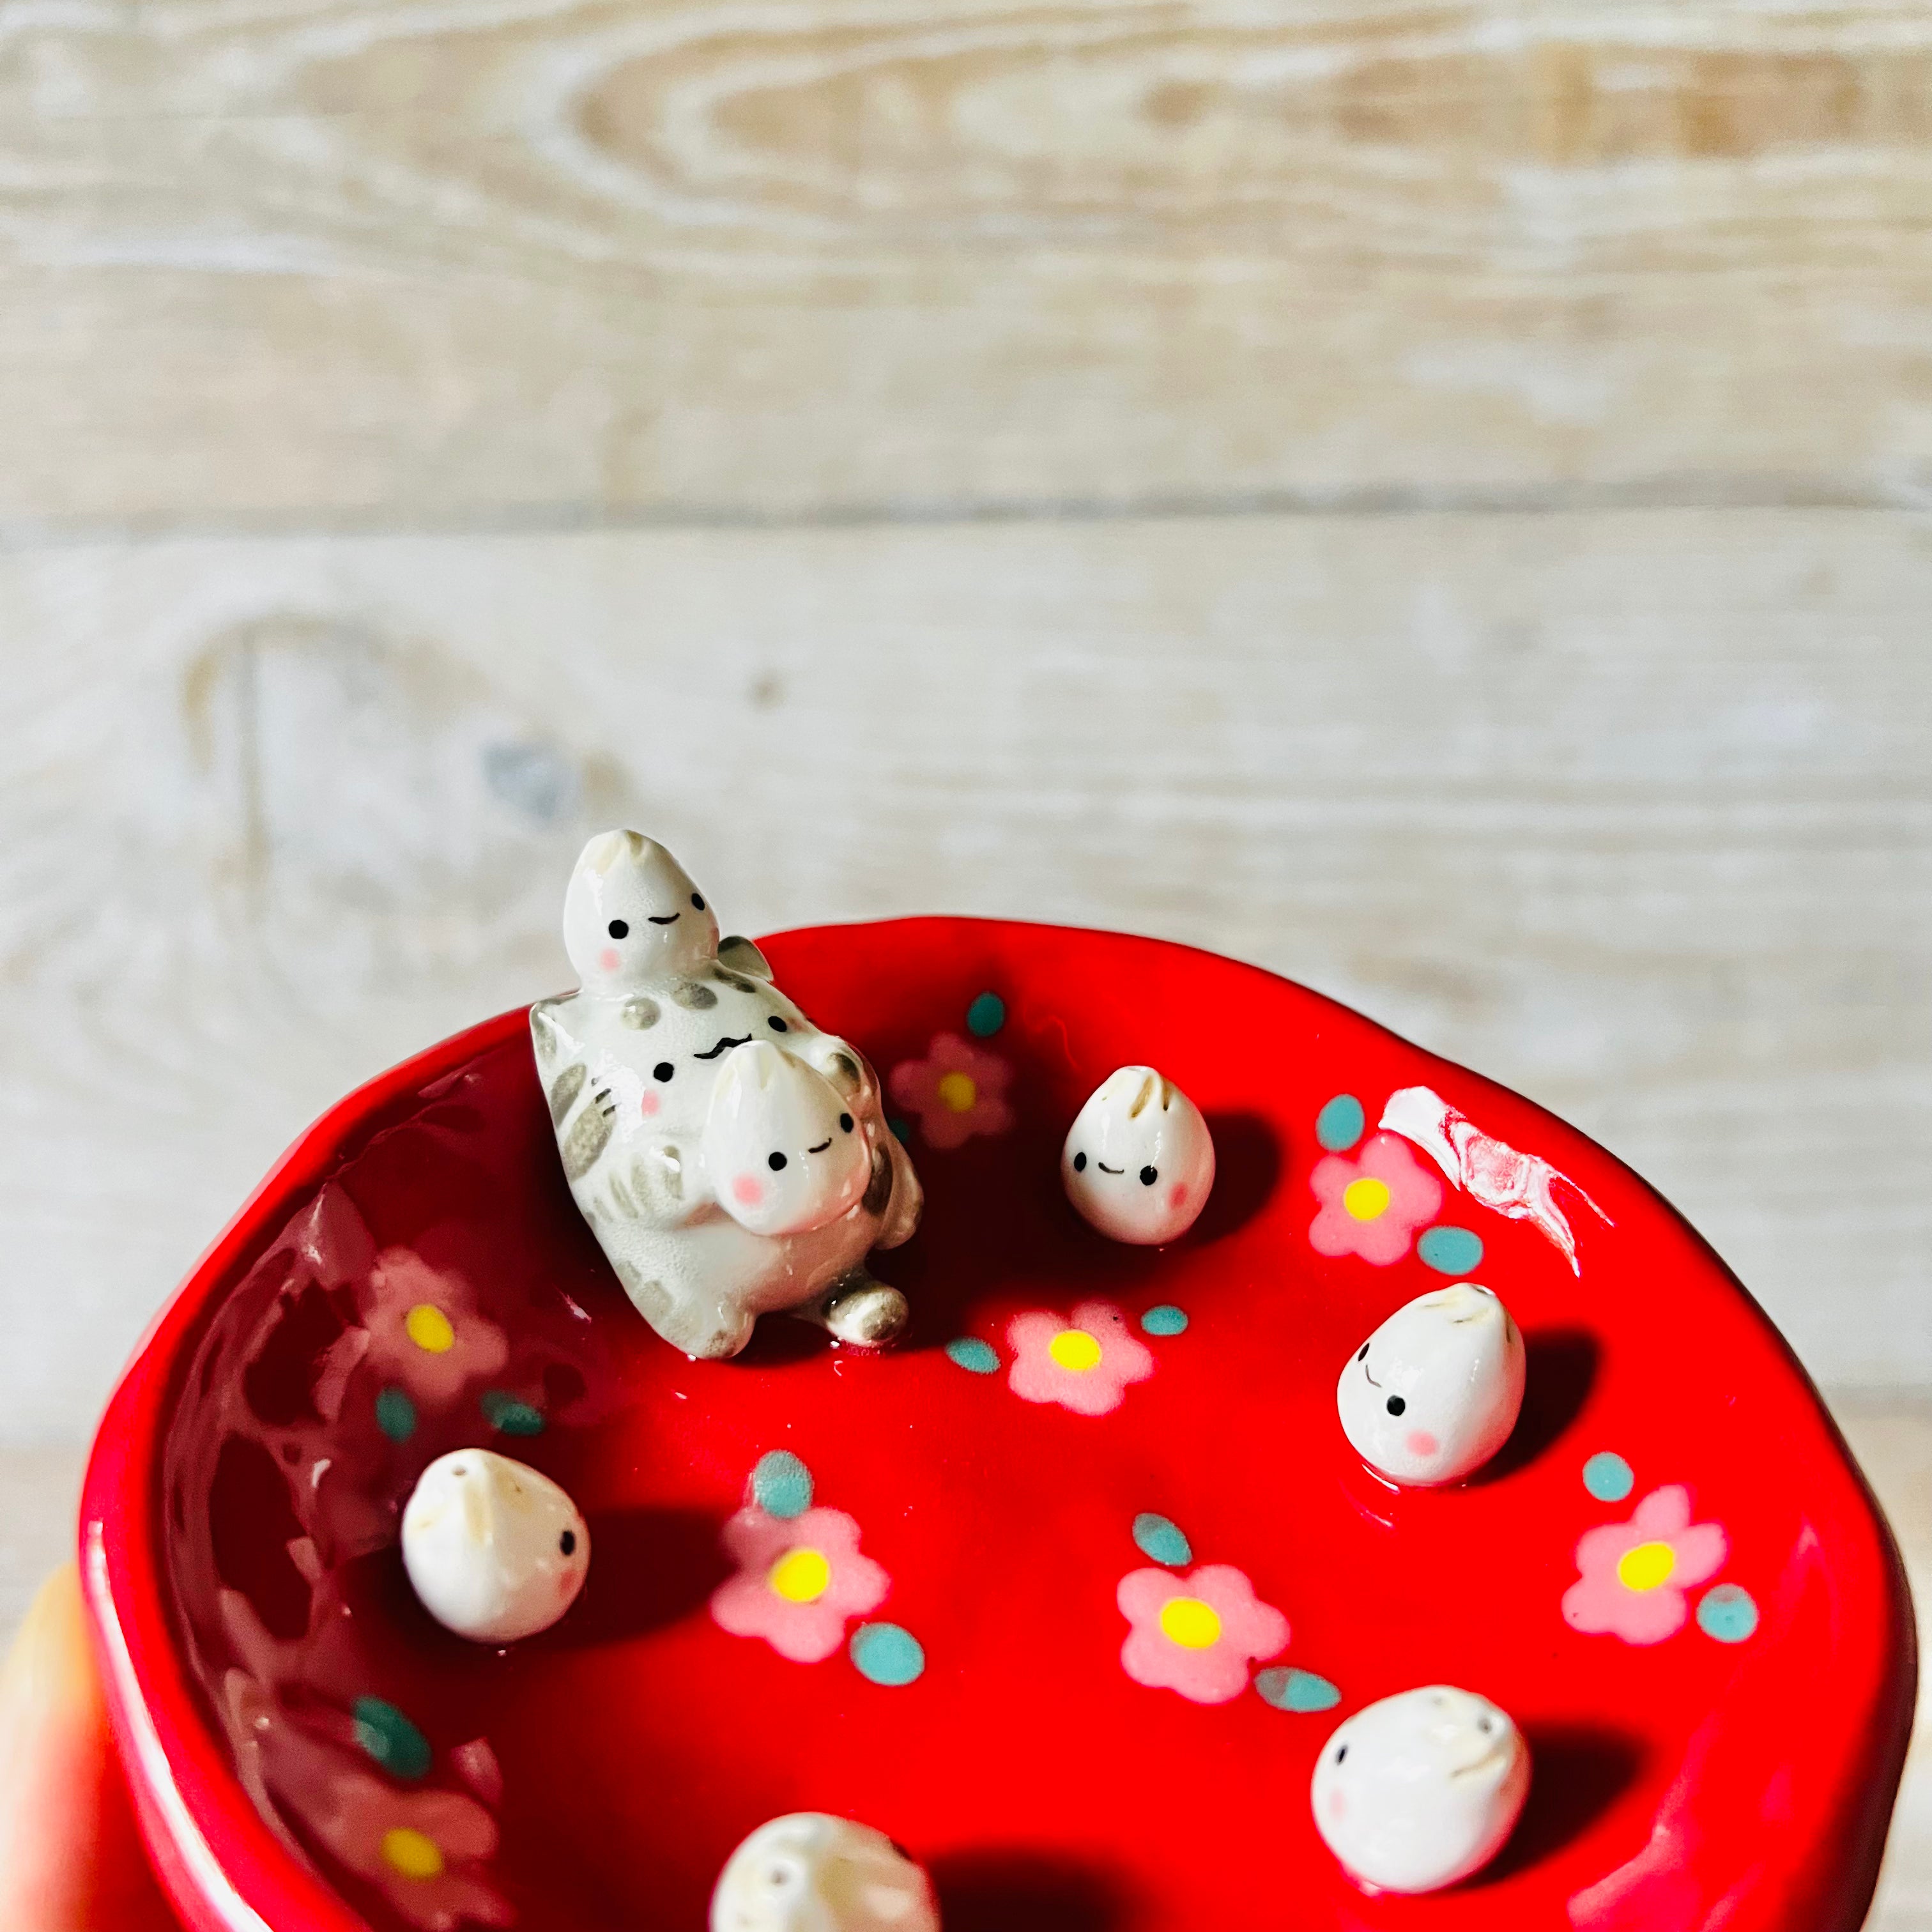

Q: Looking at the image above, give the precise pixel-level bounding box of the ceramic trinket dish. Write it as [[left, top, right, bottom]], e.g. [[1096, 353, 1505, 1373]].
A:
[[78, 918, 1915, 1932], [532, 832, 922, 1358]]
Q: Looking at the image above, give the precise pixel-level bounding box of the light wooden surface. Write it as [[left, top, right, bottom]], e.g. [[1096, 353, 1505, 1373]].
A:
[[6, 1404, 1928, 1923], [6, 1, 1932, 525]]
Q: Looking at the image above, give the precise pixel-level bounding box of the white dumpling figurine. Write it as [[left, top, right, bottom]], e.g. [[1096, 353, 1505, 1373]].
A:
[[1061, 1066, 1215, 1245], [1337, 1282, 1525, 1485], [401, 1449, 590, 1643], [710, 1813, 939, 1932], [531, 831, 923, 1360], [1312, 1686, 1531, 1894]]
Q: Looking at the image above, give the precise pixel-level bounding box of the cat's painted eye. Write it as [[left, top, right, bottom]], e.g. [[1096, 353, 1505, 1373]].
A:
[[1139, 1165, 1158, 1186], [1072, 1151, 1087, 1172], [691, 893, 706, 910], [1386, 1395, 1406, 1416], [608, 919, 629, 939], [839, 1113, 854, 1132], [767, 1151, 787, 1172]]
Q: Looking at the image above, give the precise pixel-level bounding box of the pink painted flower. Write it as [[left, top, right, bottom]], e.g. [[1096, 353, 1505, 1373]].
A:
[[1308, 1131, 1443, 1266], [356, 1248, 509, 1406], [889, 1032, 1015, 1150], [710, 1505, 890, 1663], [1118, 1563, 1289, 1704], [1563, 1484, 1728, 1646], [1007, 1300, 1153, 1416], [309, 1769, 513, 1930]]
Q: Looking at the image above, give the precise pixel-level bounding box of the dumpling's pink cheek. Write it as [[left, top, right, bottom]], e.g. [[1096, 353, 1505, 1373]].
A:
[[731, 1175, 764, 1207], [1328, 1791, 1348, 1821], [599, 947, 621, 971], [1168, 1183, 1188, 1210], [1407, 1430, 1439, 1458], [639, 1091, 660, 1118]]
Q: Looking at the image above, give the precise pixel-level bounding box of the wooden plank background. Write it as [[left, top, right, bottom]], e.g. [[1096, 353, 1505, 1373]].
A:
[[7, 0, 1932, 525]]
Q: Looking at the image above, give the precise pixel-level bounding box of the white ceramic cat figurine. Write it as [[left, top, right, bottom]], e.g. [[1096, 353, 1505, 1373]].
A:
[[532, 832, 923, 1359], [1061, 1066, 1216, 1245], [710, 1814, 939, 1932], [401, 1449, 590, 1643], [1311, 1685, 1531, 1894], [1337, 1282, 1525, 1485]]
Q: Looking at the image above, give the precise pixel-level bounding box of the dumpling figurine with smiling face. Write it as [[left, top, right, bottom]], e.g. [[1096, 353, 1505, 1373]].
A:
[[1337, 1282, 1525, 1486], [401, 1449, 590, 1644], [531, 832, 923, 1361], [710, 1814, 939, 1932], [1062, 1066, 1215, 1245], [1312, 1685, 1531, 1894]]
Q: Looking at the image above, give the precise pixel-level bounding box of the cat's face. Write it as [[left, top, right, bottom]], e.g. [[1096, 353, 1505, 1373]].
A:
[[564, 830, 720, 990]]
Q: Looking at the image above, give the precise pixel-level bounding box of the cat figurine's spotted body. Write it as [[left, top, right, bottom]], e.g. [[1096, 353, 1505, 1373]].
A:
[[532, 832, 922, 1359]]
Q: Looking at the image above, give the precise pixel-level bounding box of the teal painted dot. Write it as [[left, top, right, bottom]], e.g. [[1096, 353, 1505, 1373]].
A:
[[480, 1391, 545, 1436], [374, 1387, 417, 1443], [850, 1623, 924, 1686], [1417, 1225, 1485, 1275], [965, 992, 1006, 1038], [1583, 1452, 1635, 1503], [1132, 1512, 1192, 1567], [945, 1337, 1000, 1375], [353, 1697, 431, 1780], [1315, 1094, 1367, 1152], [1255, 1667, 1342, 1713], [1140, 1305, 1189, 1337], [888, 1117, 912, 1144], [1698, 1585, 1759, 1644], [752, 1450, 813, 1519]]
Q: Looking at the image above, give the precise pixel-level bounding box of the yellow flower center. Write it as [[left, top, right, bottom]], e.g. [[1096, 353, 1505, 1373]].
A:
[[770, 1548, 832, 1604], [1159, 1597, 1223, 1649], [404, 1304, 455, 1354], [936, 1070, 977, 1113], [1616, 1540, 1678, 1592], [1342, 1177, 1392, 1222], [381, 1828, 445, 1880], [1047, 1329, 1103, 1372]]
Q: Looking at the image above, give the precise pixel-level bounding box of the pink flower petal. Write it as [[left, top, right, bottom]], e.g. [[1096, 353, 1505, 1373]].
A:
[[1633, 1485, 1694, 1537], [1669, 1523, 1728, 1589]]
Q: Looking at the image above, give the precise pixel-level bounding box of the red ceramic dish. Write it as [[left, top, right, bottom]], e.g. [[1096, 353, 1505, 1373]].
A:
[[80, 918, 1915, 1932]]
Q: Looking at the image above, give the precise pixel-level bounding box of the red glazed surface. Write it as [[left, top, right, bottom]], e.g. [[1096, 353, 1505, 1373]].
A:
[[80, 917, 1917, 1932]]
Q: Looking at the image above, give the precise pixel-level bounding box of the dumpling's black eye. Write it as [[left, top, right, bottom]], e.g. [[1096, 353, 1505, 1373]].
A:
[[653, 1061, 674, 1082], [1139, 1165, 1158, 1186], [1356, 1344, 1370, 1361], [767, 1151, 787, 1171], [839, 1113, 854, 1132], [691, 893, 705, 910], [1386, 1395, 1406, 1416], [559, 1529, 576, 1556], [768, 1016, 788, 1032], [607, 919, 629, 939], [1335, 1744, 1348, 1764], [1072, 1151, 1087, 1172]]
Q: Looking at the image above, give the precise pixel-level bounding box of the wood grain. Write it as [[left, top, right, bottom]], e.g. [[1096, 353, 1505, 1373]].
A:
[[6, 1, 1932, 523], [1, 506, 1926, 1440]]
